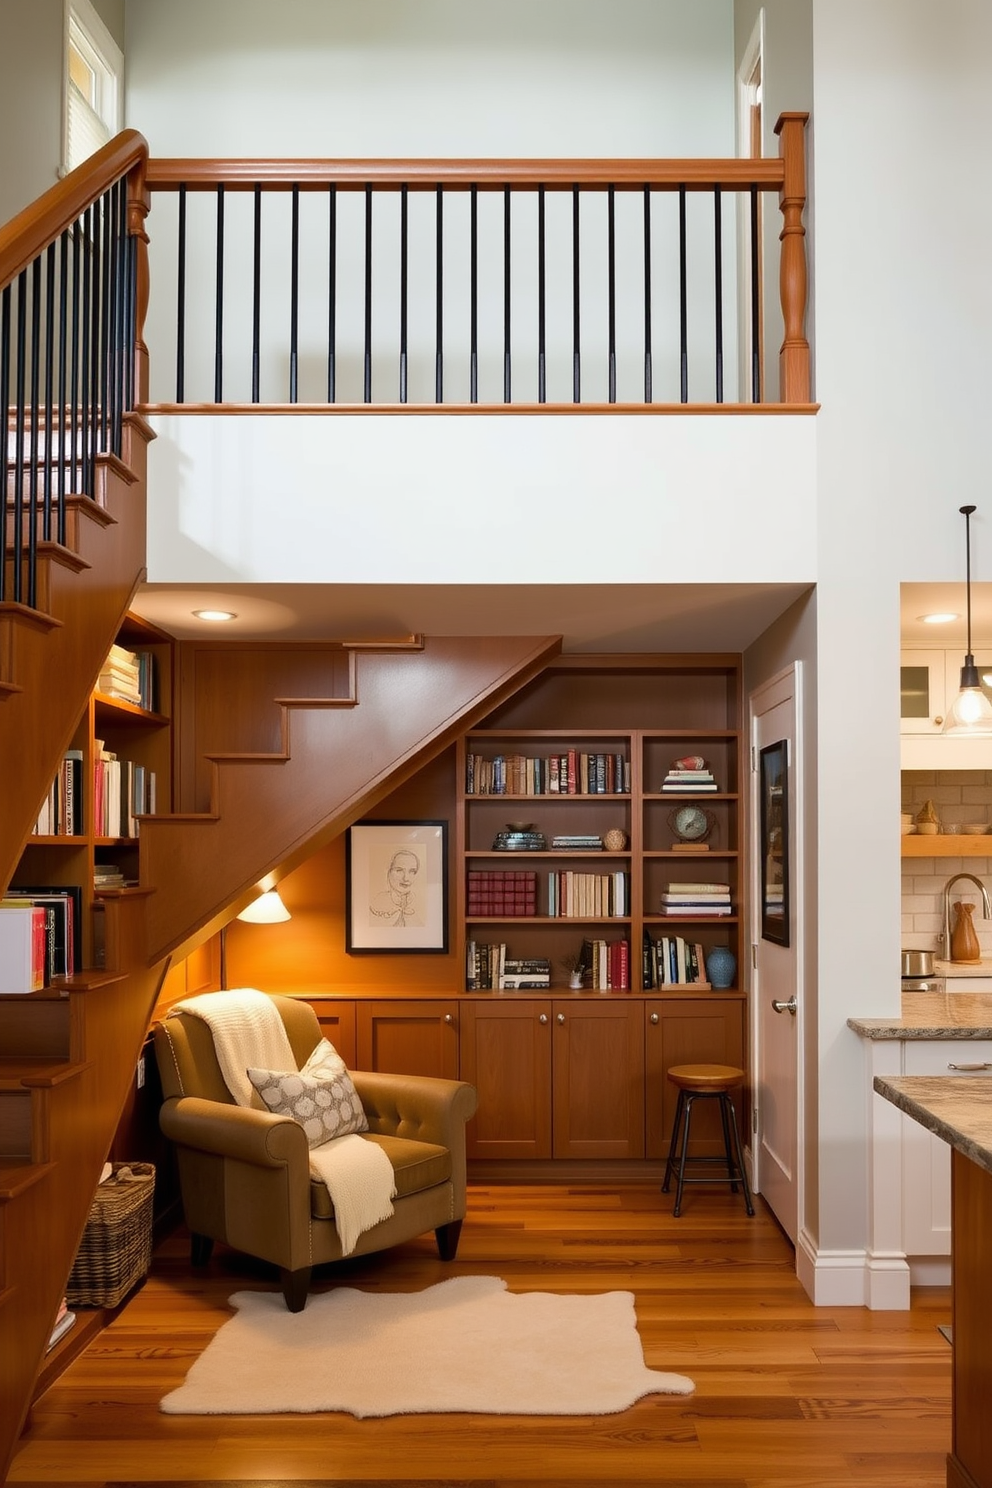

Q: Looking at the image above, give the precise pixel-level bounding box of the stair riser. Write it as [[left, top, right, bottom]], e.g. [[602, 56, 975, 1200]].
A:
[[0, 1094, 33, 1162], [0, 1002, 71, 1060]]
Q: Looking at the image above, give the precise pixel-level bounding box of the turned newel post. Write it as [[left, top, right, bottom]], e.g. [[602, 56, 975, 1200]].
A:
[[127, 155, 151, 405], [774, 111, 810, 404]]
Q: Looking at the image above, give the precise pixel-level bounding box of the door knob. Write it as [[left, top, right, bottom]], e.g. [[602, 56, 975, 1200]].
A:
[[649, 1012, 659, 1024], [443, 1014, 454, 1024], [771, 996, 797, 1016], [538, 1014, 548, 1025], [557, 1012, 566, 1024]]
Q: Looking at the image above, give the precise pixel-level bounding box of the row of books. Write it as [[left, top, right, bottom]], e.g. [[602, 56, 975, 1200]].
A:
[[466, 751, 630, 797], [1, 885, 82, 982], [97, 643, 157, 712], [467, 870, 538, 918], [548, 870, 629, 919], [466, 945, 552, 990], [580, 936, 631, 990], [659, 881, 732, 916], [660, 767, 719, 793], [643, 932, 710, 987], [95, 744, 157, 839], [32, 750, 84, 837]]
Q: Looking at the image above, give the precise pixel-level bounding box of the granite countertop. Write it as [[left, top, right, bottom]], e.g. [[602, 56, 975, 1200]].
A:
[[848, 991, 992, 1040], [873, 1074, 992, 1177]]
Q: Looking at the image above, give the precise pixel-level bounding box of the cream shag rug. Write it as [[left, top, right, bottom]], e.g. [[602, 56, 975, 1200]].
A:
[[160, 1274, 694, 1416]]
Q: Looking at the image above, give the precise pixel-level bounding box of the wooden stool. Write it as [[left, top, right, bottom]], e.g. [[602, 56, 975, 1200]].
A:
[[662, 1063, 755, 1217]]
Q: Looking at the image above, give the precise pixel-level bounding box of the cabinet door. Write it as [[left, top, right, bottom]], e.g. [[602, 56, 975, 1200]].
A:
[[645, 998, 746, 1159], [356, 1000, 459, 1079], [900, 651, 947, 734], [459, 999, 552, 1159], [302, 998, 357, 1069], [552, 998, 644, 1159], [901, 1039, 992, 1256]]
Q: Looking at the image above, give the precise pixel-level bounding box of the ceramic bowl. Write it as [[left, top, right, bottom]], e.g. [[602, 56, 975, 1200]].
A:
[[960, 823, 989, 835], [916, 822, 939, 835]]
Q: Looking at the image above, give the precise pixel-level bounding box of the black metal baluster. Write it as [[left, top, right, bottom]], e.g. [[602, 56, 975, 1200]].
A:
[[607, 185, 616, 405], [364, 184, 373, 404], [538, 185, 546, 404], [290, 183, 300, 403], [27, 259, 41, 603], [43, 243, 56, 541], [435, 186, 443, 404], [176, 183, 186, 403], [679, 185, 688, 404], [13, 271, 27, 603], [750, 184, 761, 403], [503, 186, 511, 404], [214, 184, 225, 403], [399, 184, 408, 403], [643, 185, 652, 404], [572, 185, 580, 403], [714, 186, 723, 404], [88, 199, 102, 483], [100, 187, 112, 447], [251, 183, 261, 403], [108, 181, 122, 455], [470, 184, 478, 404], [57, 231, 69, 532], [70, 220, 82, 493], [327, 185, 336, 403], [80, 207, 93, 499], [0, 287, 9, 603]]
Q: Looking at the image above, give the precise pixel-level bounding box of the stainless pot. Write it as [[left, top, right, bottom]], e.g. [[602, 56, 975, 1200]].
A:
[[901, 949, 935, 978]]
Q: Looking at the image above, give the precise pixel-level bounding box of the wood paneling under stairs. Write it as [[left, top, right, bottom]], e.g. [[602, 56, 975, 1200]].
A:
[[12, 1184, 952, 1487]]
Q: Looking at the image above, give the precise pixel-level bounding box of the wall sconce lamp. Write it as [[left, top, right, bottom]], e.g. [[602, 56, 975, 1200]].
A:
[[942, 504, 992, 736], [219, 888, 292, 988]]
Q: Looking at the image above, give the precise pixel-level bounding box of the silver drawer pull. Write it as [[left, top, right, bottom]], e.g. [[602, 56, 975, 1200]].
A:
[[947, 1062, 992, 1071]]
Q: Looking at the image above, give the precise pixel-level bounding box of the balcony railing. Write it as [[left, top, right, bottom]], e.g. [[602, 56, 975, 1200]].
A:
[[143, 112, 810, 411]]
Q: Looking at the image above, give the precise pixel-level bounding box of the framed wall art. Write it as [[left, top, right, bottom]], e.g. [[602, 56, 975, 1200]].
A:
[[345, 820, 448, 953], [759, 740, 789, 946]]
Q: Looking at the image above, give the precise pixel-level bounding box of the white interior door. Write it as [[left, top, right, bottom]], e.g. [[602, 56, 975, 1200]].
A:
[[749, 665, 802, 1243]]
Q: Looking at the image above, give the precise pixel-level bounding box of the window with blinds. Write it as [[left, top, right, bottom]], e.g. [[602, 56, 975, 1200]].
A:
[[64, 2, 123, 174]]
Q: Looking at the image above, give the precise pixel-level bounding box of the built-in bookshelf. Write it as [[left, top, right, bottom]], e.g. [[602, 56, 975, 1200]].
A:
[[456, 654, 743, 995], [11, 614, 173, 973]]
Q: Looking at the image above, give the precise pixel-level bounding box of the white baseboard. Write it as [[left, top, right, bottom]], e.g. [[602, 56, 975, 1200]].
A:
[[796, 1230, 915, 1309], [909, 1258, 951, 1288]]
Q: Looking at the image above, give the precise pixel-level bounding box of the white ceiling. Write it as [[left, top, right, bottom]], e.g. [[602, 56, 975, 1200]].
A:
[[900, 583, 992, 651], [131, 581, 814, 652]]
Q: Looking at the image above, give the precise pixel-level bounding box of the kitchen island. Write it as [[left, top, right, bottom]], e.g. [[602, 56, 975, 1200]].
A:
[[874, 1073, 992, 1488], [848, 992, 992, 1308]]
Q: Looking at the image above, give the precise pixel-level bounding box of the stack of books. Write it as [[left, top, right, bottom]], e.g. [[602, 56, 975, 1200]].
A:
[[97, 643, 143, 706], [46, 1297, 76, 1353], [1, 885, 81, 980], [466, 870, 538, 917], [659, 881, 732, 916], [550, 834, 603, 851], [660, 765, 718, 792], [94, 863, 127, 890], [465, 751, 629, 796], [465, 943, 551, 989], [491, 829, 547, 851], [32, 749, 84, 837]]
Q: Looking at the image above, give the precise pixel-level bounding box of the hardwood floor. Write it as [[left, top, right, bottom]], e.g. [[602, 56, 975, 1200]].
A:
[[13, 1184, 951, 1487]]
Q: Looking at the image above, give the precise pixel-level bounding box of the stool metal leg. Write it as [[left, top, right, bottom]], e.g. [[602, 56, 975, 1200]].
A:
[[672, 1092, 696, 1218], [661, 1088, 686, 1194], [718, 1093, 740, 1194]]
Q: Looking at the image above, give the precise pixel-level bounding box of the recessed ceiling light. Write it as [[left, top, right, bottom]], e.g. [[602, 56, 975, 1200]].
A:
[[919, 612, 959, 624], [192, 608, 237, 622]]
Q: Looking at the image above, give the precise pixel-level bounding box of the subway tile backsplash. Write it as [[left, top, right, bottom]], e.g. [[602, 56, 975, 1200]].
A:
[[902, 770, 992, 956]]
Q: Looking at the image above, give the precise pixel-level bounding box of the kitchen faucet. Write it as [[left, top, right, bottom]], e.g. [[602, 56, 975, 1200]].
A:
[[942, 872, 992, 955]]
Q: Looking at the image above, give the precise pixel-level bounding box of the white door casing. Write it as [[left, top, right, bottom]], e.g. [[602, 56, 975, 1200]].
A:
[[749, 663, 803, 1244]]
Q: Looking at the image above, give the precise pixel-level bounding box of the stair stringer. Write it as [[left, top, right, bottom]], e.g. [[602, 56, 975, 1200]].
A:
[[0, 414, 155, 894], [140, 633, 562, 964]]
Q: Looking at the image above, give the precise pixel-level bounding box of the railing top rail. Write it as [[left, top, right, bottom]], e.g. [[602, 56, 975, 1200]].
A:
[[145, 156, 786, 193], [0, 129, 148, 293]]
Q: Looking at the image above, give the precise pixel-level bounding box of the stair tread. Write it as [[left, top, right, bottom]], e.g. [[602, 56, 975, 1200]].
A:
[[0, 1056, 88, 1089], [0, 1160, 54, 1201]]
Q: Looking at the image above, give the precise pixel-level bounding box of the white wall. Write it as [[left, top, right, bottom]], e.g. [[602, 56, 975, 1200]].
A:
[[808, 0, 992, 1295], [0, 0, 64, 222]]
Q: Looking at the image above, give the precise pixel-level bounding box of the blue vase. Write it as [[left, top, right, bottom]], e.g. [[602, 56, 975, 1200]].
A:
[[705, 945, 736, 989]]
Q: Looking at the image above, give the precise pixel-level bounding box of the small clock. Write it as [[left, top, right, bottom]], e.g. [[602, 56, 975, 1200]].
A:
[[668, 805, 715, 844]]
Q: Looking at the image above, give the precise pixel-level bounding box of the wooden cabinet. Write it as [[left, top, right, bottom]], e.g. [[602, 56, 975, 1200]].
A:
[[459, 999, 553, 1159], [457, 654, 743, 995], [551, 997, 644, 1159], [356, 999, 459, 1079], [11, 614, 173, 974], [645, 995, 746, 1159], [303, 997, 357, 1069]]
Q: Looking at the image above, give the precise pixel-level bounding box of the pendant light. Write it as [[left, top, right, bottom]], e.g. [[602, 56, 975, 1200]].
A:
[[941, 504, 992, 735]]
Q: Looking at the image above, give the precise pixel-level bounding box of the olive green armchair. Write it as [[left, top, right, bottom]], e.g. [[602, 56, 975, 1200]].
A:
[[154, 993, 477, 1311]]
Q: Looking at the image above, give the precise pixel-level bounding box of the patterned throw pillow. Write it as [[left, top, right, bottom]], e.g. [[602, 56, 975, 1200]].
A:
[[246, 1038, 369, 1147]]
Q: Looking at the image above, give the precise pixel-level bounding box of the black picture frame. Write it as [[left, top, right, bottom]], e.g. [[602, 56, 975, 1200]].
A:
[[759, 740, 789, 946], [345, 820, 448, 954]]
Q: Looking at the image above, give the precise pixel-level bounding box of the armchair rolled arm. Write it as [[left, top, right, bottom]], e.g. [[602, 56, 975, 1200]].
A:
[[351, 1072, 478, 1147], [160, 1095, 310, 1170]]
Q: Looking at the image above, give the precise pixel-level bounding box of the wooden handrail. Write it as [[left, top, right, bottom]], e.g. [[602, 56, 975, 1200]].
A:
[[0, 129, 148, 291], [145, 156, 786, 193]]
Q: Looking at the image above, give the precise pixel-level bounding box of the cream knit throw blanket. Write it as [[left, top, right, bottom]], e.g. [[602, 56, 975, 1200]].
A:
[[171, 989, 395, 1255]]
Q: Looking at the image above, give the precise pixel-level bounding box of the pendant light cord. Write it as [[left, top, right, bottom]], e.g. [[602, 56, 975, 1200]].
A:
[[962, 503, 977, 666]]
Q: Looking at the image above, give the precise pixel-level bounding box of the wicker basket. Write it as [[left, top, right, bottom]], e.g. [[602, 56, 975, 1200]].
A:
[[66, 1162, 155, 1307]]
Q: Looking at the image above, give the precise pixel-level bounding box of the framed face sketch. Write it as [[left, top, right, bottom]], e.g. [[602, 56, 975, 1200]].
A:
[[346, 820, 448, 953], [759, 741, 789, 946]]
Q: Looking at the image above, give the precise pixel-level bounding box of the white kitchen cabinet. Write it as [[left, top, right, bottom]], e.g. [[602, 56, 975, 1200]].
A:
[[900, 1039, 992, 1258], [900, 651, 947, 734], [901, 648, 992, 767]]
